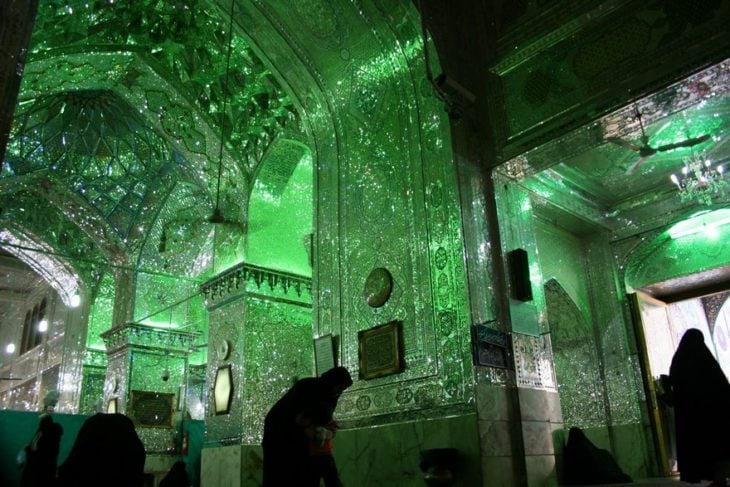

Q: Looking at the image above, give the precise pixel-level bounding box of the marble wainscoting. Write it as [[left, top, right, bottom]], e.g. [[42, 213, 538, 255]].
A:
[[335, 413, 482, 486], [518, 388, 563, 487], [144, 455, 180, 485], [200, 415, 482, 486], [476, 383, 525, 487], [201, 444, 263, 487], [475, 382, 565, 487], [610, 423, 652, 480]]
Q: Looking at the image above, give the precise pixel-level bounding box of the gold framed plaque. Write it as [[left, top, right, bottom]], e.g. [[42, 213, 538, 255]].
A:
[[358, 320, 404, 380]]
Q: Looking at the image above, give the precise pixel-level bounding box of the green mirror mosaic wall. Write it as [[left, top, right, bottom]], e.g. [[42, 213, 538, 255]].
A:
[[1, 0, 482, 439]]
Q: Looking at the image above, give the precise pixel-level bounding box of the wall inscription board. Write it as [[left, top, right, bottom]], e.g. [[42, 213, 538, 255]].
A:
[[358, 321, 404, 380]]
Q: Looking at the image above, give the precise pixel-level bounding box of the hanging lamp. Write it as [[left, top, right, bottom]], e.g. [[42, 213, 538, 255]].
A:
[[208, 0, 236, 224]]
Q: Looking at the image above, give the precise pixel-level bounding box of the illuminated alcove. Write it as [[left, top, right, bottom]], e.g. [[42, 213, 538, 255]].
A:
[[625, 209, 730, 300], [622, 207, 730, 366], [246, 137, 313, 276], [623, 207, 730, 393]]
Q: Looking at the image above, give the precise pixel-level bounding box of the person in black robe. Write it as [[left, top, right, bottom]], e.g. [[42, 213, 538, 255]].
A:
[[562, 427, 632, 485], [669, 328, 730, 486], [20, 413, 64, 487], [262, 366, 353, 487], [57, 413, 146, 487]]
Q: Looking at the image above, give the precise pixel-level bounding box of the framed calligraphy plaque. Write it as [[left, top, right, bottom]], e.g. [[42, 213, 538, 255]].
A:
[[358, 320, 404, 380]]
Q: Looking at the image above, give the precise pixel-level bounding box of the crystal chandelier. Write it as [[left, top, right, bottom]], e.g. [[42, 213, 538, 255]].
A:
[[670, 152, 727, 206]]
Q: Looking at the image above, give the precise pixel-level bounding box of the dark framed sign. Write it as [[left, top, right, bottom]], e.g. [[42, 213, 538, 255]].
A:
[[358, 320, 404, 380], [129, 391, 174, 427], [471, 324, 512, 369], [213, 364, 233, 415]]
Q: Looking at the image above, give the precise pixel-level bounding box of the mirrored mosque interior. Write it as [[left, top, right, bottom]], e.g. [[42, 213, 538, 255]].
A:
[[0, 1, 728, 486]]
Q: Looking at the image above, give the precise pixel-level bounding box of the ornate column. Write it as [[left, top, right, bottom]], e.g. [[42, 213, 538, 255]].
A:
[[112, 267, 136, 328], [101, 322, 198, 453], [200, 262, 312, 487]]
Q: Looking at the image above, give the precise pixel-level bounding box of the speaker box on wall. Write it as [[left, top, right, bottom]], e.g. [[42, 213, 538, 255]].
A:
[[507, 248, 533, 302]]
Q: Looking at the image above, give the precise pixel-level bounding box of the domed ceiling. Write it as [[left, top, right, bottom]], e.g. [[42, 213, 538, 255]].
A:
[[1, 0, 304, 282], [6, 90, 184, 241]]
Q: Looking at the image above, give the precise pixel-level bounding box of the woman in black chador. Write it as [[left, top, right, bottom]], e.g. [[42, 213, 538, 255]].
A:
[[669, 328, 730, 486], [20, 413, 64, 487], [57, 413, 146, 487]]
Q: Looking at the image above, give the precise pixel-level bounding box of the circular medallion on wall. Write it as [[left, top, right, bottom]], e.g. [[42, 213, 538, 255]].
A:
[[216, 339, 230, 361], [363, 267, 393, 308], [105, 375, 118, 395]]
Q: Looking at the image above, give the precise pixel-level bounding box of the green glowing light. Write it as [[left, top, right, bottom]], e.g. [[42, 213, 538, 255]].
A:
[[647, 107, 722, 150], [139, 320, 179, 329], [668, 209, 730, 239]]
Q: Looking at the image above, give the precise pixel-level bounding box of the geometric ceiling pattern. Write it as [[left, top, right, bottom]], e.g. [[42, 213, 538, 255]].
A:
[[1, 0, 304, 281], [4, 90, 181, 241]]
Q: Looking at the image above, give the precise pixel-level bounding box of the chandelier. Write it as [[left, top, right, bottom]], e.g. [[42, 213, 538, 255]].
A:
[[669, 152, 727, 205]]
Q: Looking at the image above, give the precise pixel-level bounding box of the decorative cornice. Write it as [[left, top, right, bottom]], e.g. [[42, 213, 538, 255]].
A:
[[100, 322, 199, 355], [200, 262, 312, 308]]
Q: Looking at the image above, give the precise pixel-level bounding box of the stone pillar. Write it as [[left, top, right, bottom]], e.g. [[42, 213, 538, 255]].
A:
[[112, 268, 136, 328], [56, 286, 91, 413], [200, 263, 312, 487], [101, 322, 198, 453]]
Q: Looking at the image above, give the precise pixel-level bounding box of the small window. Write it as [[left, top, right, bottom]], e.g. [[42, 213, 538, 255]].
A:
[[33, 298, 47, 348], [20, 298, 48, 355], [20, 311, 32, 353]]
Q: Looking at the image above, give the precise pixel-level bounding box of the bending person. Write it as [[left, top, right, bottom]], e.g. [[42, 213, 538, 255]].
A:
[[262, 366, 352, 487]]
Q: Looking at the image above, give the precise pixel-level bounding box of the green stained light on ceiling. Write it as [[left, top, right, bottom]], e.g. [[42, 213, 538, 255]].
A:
[[521, 179, 554, 200], [668, 209, 730, 239], [247, 149, 313, 276], [648, 108, 723, 149]]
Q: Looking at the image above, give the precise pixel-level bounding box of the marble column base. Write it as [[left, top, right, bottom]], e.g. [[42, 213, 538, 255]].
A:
[[201, 444, 263, 487], [145, 454, 181, 485]]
